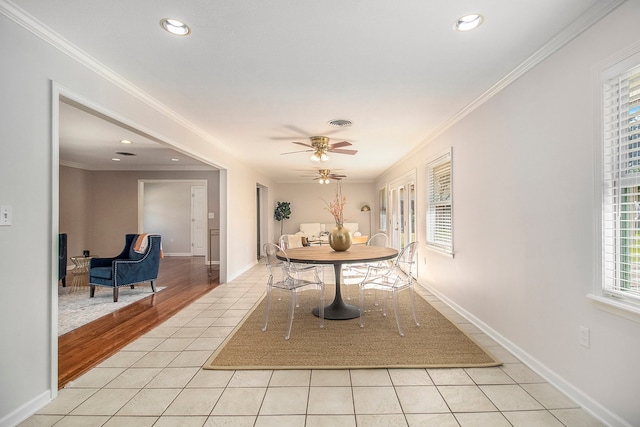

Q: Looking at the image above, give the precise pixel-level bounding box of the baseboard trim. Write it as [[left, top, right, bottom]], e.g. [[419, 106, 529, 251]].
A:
[[418, 279, 632, 427], [226, 259, 260, 283], [0, 389, 51, 427]]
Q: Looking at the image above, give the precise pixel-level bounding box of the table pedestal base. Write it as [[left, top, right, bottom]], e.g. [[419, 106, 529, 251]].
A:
[[312, 300, 360, 320]]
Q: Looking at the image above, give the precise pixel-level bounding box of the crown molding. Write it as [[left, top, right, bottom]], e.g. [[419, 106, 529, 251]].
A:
[[1, 0, 626, 174], [0, 0, 231, 157], [415, 0, 626, 150]]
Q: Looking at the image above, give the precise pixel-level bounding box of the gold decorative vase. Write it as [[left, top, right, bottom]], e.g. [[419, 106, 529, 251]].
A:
[[329, 225, 352, 251]]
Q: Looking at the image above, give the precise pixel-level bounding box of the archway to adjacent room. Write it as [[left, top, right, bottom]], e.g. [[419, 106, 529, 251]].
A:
[[51, 83, 226, 393]]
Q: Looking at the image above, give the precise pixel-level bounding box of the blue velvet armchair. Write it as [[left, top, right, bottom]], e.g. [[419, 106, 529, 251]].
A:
[[89, 234, 162, 302]]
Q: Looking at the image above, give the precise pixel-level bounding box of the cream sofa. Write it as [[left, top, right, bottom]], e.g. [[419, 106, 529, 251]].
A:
[[296, 222, 361, 244]]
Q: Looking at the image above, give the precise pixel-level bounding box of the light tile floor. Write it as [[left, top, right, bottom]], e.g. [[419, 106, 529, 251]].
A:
[[21, 264, 605, 427]]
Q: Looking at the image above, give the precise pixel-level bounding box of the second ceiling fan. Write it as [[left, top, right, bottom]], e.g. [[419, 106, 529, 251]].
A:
[[304, 169, 346, 184], [282, 136, 357, 162]]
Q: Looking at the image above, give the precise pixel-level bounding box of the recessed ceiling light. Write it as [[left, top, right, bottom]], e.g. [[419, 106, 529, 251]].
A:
[[120, 139, 133, 144], [111, 158, 121, 162], [160, 18, 191, 36], [171, 158, 180, 162], [454, 14, 484, 32], [328, 119, 352, 128]]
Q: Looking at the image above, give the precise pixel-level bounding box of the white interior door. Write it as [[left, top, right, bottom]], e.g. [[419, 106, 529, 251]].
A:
[[191, 186, 206, 256]]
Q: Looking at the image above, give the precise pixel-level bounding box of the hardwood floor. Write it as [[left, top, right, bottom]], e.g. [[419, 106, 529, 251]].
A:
[[58, 257, 219, 389]]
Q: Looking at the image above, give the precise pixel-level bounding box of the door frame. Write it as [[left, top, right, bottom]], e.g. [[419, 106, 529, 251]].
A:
[[191, 185, 207, 257]]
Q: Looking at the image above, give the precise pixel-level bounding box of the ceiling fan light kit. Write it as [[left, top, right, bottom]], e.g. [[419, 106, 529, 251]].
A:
[[311, 151, 329, 162]]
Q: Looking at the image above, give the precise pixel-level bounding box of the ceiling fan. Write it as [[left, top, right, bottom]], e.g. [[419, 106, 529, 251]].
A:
[[306, 169, 346, 184], [281, 136, 357, 162]]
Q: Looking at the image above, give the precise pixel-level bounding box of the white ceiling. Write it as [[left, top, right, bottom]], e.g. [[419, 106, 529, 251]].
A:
[[59, 100, 215, 171], [9, 0, 616, 181]]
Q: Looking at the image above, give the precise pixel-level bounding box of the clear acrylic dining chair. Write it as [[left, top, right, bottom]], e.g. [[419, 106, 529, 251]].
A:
[[342, 232, 389, 300], [280, 234, 326, 284], [358, 241, 420, 337], [262, 243, 325, 340]]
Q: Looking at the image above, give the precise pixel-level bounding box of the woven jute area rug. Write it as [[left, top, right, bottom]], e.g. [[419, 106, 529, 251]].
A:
[[204, 285, 500, 370]]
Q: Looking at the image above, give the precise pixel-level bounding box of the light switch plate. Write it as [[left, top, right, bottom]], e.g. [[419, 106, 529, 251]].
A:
[[0, 205, 12, 226]]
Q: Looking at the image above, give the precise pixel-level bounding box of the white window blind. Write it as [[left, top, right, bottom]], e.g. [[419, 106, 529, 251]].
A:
[[603, 65, 640, 301], [426, 151, 453, 254]]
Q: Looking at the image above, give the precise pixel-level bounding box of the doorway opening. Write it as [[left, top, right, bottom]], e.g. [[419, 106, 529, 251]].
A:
[[52, 85, 225, 394]]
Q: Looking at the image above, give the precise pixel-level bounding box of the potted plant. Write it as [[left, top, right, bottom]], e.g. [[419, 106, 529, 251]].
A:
[[274, 201, 291, 237]]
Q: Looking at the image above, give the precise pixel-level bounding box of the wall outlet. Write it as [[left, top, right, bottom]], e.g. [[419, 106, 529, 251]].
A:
[[0, 205, 12, 226], [208, 212, 215, 219], [579, 326, 590, 348]]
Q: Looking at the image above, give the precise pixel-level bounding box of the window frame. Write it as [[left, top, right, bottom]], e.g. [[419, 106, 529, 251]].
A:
[[425, 149, 453, 256], [594, 50, 640, 319]]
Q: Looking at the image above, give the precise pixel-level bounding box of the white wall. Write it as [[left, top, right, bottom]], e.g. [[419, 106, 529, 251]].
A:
[[59, 166, 92, 258], [143, 182, 193, 254], [0, 9, 275, 426], [59, 167, 221, 260], [376, 2, 640, 425], [273, 182, 375, 241]]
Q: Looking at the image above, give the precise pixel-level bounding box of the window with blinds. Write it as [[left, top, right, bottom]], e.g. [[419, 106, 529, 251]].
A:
[[426, 150, 453, 254], [603, 65, 640, 301]]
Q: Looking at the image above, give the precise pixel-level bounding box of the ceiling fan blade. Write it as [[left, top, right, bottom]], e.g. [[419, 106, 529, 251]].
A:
[[281, 149, 313, 155], [330, 141, 352, 148], [330, 148, 358, 155], [292, 141, 314, 148], [329, 174, 347, 178]]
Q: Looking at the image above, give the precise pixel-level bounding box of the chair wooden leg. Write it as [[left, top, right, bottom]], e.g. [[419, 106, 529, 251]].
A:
[[150, 280, 156, 293], [89, 285, 95, 298], [113, 287, 119, 302]]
